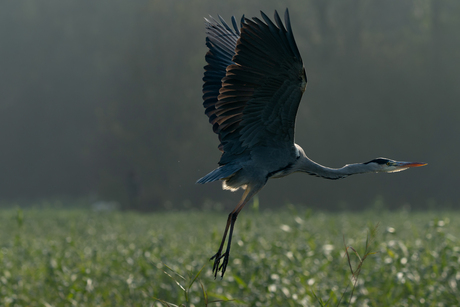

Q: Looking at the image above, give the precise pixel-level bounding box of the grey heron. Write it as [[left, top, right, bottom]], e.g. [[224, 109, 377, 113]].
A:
[[198, 9, 426, 278]]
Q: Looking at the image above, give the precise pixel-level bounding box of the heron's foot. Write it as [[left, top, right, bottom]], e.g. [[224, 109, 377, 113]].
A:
[[210, 250, 230, 279]]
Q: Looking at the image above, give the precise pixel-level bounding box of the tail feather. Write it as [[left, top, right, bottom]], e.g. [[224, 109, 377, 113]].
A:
[[196, 164, 241, 184]]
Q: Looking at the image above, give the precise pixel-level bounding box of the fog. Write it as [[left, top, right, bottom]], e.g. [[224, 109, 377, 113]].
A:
[[1, 0, 459, 210]]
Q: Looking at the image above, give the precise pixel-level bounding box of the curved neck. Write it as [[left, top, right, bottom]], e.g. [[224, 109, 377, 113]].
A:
[[295, 155, 369, 180]]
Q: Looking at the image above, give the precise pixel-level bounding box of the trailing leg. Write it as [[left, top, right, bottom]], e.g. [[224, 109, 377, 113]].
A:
[[210, 184, 263, 278]]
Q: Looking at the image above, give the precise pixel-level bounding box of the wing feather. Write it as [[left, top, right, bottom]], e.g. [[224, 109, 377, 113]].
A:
[[202, 15, 242, 142], [201, 9, 307, 165]]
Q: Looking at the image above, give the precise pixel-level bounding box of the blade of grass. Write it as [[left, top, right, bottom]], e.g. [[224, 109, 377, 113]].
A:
[[188, 264, 206, 289]]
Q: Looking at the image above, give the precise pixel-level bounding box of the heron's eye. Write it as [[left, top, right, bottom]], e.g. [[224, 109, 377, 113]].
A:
[[386, 162, 391, 166]]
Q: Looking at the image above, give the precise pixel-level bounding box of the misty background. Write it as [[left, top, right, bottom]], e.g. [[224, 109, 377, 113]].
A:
[[1, 0, 458, 211]]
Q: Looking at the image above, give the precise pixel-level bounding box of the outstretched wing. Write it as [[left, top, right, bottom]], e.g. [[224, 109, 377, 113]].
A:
[[202, 15, 243, 151], [203, 9, 307, 165]]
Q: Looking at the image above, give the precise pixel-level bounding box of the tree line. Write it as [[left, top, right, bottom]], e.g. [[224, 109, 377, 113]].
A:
[[1, 0, 458, 210]]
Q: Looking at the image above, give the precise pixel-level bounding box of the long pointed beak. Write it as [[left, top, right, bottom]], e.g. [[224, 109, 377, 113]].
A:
[[395, 161, 427, 168]]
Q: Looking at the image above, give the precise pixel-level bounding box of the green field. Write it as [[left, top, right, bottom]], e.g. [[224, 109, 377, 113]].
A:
[[1, 206, 459, 306]]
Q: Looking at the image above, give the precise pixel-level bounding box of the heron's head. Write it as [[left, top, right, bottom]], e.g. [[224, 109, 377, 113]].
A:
[[363, 157, 427, 173]]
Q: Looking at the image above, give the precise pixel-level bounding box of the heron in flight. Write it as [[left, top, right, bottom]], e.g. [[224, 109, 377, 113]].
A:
[[198, 9, 426, 278]]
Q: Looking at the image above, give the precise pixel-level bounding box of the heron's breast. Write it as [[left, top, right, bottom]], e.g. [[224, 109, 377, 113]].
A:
[[267, 162, 295, 179]]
